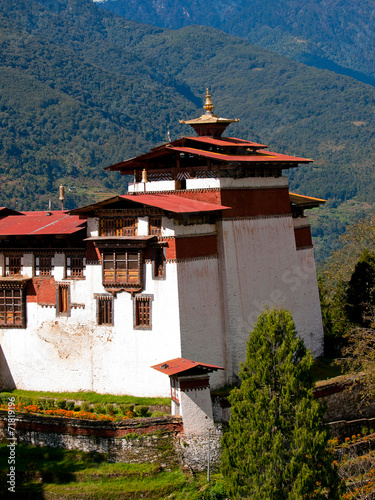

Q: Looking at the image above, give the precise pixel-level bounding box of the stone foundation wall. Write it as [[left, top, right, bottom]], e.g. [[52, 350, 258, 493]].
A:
[[0, 411, 183, 466]]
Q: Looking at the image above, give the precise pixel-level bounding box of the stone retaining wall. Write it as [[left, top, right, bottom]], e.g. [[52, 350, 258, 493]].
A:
[[0, 411, 183, 465]]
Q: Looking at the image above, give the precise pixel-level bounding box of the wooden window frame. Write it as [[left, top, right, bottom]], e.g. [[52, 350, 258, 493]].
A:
[[149, 216, 162, 236], [35, 255, 54, 277], [96, 295, 114, 326], [0, 287, 26, 328], [153, 247, 165, 280], [56, 284, 70, 317], [99, 217, 137, 237], [4, 255, 23, 277], [133, 295, 153, 330], [102, 251, 142, 286], [66, 255, 86, 279]]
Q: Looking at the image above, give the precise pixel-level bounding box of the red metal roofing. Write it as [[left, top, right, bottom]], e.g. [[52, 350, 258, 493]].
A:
[[167, 146, 312, 163], [0, 212, 86, 236], [185, 136, 268, 148], [118, 194, 230, 213], [151, 358, 224, 376]]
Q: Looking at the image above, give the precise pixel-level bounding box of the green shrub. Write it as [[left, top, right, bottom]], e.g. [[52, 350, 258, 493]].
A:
[[81, 402, 90, 412], [56, 399, 67, 410], [39, 398, 54, 410], [93, 403, 105, 415], [21, 396, 32, 406], [119, 404, 134, 415], [73, 405, 81, 412], [0, 393, 15, 405], [66, 401, 75, 411], [106, 403, 118, 414], [133, 405, 150, 418]]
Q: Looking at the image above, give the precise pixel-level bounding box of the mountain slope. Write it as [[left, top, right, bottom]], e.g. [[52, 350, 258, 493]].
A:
[[0, 0, 374, 255], [98, 0, 375, 84]]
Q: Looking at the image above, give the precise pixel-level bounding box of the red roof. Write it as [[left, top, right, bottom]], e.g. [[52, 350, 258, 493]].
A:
[[167, 146, 311, 163], [0, 212, 86, 236], [151, 357, 224, 376], [118, 194, 230, 213]]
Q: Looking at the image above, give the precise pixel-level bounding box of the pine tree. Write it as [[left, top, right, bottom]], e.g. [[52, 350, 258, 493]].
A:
[[221, 308, 343, 499], [345, 249, 375, 327]]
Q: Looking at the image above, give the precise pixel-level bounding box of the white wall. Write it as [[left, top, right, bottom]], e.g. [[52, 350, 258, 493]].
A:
[[218, 215, 324, 382], [0, 259, 183, 397], [176, 257, 227, 389]]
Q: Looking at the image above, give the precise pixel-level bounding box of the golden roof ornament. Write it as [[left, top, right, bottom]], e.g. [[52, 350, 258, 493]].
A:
[[180, 88, 239, 138], [203, 88, 215, 115]]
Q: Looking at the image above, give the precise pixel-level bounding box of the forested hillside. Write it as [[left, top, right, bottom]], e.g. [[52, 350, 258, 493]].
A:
[[0, 0, 374, 259], [98, 0, 375, 84]]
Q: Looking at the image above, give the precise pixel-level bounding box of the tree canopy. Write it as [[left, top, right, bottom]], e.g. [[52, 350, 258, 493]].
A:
[[221, 308, 343, 499]]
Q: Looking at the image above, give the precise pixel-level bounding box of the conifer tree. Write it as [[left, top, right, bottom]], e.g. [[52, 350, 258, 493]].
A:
[[221, 308, 343, 499]]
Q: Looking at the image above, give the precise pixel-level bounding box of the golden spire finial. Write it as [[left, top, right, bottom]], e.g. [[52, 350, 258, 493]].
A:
[[203, 88, 214, 115]]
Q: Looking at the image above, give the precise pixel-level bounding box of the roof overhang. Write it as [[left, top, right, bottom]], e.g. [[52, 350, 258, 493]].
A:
[[152, 357, 224, 377], [289, 192, 326, 209], [71, 194, 230, 216]]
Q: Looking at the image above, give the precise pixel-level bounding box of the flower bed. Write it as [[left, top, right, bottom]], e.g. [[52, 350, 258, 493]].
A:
[[0, 402, 134, 422]]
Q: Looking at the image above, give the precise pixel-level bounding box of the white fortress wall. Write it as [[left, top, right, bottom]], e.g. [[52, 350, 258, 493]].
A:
[[220, 214, 323, 378], [0, 255, 181, 396], [176, 256, 227, 389]]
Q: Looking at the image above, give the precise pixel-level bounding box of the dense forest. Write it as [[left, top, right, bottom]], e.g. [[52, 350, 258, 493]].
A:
[[99, 0, 375, 85], [0, 0, 374, 260]]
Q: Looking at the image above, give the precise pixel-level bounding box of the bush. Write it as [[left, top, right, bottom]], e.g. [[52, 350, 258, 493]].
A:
[[39, 398, 54, 410], [119, 404, 134, 415], [20, 397, 33, 406], [133, 405, 150, 418], [66, 401, 75, 411], [56, 399, 67, 410], [93, 403, 105, 415], [81, 402, 90, 412], [0, 392, 15, 405], [73, 405, 81, 412], [106, 403, 118, 414]]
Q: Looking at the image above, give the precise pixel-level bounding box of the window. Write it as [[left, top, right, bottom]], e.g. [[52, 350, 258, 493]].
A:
[[153, 247, 165, 279], [66, 255, 85, 278], [0, 288, 25, 327], [149, 217, 162, 236], [102, 251, 141, 285], [99, 217, 137, 237], [35, 255, 54, 277], [97, 296, 113, 325], [134, 296, 152, 329], [57, 284, 70, 316], [5, 255, 22, 276]]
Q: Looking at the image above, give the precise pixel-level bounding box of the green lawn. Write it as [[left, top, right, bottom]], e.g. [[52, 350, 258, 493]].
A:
[[1, 389, 170, 407]]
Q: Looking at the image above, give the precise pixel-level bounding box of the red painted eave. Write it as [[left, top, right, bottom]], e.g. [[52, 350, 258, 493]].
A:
[[0, 212, 86, 236], [151, 357, 224, 376]]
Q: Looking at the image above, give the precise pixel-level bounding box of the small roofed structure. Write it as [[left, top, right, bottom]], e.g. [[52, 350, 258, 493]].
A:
[[152, 358, 224, 434]]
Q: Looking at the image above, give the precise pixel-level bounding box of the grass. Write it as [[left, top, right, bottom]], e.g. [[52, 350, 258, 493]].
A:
[[0, 444, 227, 499], [1, 389, 170, 407]]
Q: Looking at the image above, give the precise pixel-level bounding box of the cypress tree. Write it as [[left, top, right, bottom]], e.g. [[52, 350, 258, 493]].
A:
[[221, 308, 343, 499]]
